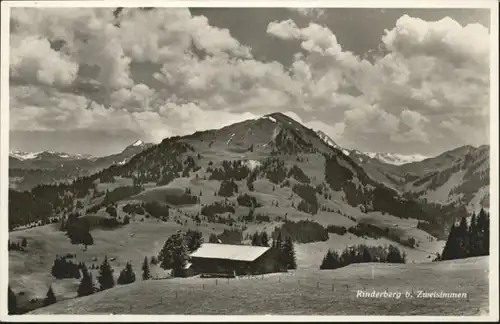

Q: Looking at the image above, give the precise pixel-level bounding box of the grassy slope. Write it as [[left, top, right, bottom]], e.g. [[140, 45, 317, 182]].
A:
[[28, 256, 489, 316], [8, 219, 231, 301]]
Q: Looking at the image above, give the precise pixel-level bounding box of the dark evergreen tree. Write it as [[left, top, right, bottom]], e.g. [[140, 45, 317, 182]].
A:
[[320, 249, 342, 270], [362, 246, 373, 263], [77, 265, 95, 297], [8, 286, 17, 315], [171, 237, 190, 277], [251, 232, 262, 246], [468, 212, 479, 256], [117, 262, 136, 285], [97, 256, 115, 291], [184, 230, 203, 253], [43, 285, 57, 306], [261, 231, 269, 247], [142, 256, 151, 280], [477, 208, 490, 256], [387, 245, 405, 263], [282, 236, 297, 269], [441, 223, 459, 260], [456, 216, 469, 258]]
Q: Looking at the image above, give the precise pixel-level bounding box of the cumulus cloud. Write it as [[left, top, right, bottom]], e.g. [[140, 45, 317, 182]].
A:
[[10, 35, 79, 87], [9, 8, 491, 155], [287, 8, 326, 19]]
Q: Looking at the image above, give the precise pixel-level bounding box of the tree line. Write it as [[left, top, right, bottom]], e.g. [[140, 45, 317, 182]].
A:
[[320, 244, 406, 270], [438, 208, 490, 261]]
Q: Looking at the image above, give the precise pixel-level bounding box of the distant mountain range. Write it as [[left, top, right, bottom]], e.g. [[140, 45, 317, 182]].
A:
[[9, 140, 153, 191], [8, 112, 490, 242], [314, 130, 429, 165], [315, 130, 489, 213]]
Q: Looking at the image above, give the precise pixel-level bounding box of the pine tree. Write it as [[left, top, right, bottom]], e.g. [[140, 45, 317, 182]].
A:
[[97, 256, 115, 291], [117, 262, 136, 285], [251, 232, 261, 246], [171, 237, 190, 277], [441, 223, 459, 260], [478, 208, 490, 255], [8, 286, 17, 315], [77, 265, 95, 297], [261, 232, 269, 247], [468, 212, 479, 256], [456, 216, 469, 258], [44, 285, 57, 306], [142, 256, 151, 280], [320, 249, 342, 270], [362, 246, 373, 263], [283, 236, 297, 270]]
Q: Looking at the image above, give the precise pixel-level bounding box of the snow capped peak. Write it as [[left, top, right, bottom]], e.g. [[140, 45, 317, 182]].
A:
[[9, 150, 93, 161], [315, 130, 339, 149], [131, 139, 143, 147], [363, 152, 429, 165]]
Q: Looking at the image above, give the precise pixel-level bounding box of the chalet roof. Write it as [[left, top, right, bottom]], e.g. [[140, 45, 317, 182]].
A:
[[190, 243, 271, 262]]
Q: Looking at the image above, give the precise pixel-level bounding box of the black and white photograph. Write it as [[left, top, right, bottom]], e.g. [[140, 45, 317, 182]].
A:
[[1, 0, 498, 321]]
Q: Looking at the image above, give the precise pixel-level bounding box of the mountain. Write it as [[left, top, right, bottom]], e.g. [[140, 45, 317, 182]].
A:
[[9, 112, 480, 243], [314, 130, 428, 166], [8, 140, 153, 191], [397, 145, 490, 213], [313, 130, 489, 214]]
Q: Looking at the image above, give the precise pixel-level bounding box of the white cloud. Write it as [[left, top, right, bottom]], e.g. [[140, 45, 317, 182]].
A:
[[9, 9, 490, 155], [287, 8, 326, 20], [10, 35, 79, 87]]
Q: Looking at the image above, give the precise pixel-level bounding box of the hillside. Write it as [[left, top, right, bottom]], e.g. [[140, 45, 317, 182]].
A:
[[9, 140, 153, 191], [9, 112, 465, 236], [28, 256, 489, 315], [333, 144, 489, 215], [7, 112, 490, 316]]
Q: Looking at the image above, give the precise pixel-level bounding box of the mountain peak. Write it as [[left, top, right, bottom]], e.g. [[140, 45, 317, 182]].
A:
[[131, 139, 144, 147]]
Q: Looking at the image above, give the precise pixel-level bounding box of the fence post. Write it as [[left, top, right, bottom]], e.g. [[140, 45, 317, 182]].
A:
[[216, 279, 218, 286], [202, 283, 205, 290], [332, 284, 334, 291], [129, 304, 132, 312]]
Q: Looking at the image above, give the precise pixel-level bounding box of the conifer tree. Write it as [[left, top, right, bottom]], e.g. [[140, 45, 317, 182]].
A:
[[468, 212, 479, 256], [8, 286, 17, 315], [456, 216, 469, 258], [171, 237, 190, 277], [478, 208, 490, 256], [44, 285, 57, 306], [261, 231, 269, 247], [251, 232, 261, 246], [97, 256, 115, 291], [77, 265, 95, 297], [117, 262, 136, 285], [441, 223, 459, 260], [320, 249, 342, 269], [283, 236, 297, 269], [142, 256, 151, 280]]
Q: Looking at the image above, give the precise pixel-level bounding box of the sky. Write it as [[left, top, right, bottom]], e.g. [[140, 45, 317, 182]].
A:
[[8, 6, 491, 157]]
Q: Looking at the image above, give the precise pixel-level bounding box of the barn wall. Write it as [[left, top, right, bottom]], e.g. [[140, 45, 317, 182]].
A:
[[191, 249, 281, 276]]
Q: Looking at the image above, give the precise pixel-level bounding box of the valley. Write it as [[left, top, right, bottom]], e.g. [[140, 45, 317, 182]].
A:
[[8, 112, 490, 316]]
